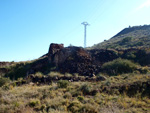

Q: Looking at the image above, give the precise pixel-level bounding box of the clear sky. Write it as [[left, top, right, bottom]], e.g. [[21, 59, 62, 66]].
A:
[[0, 0, 150, 61]]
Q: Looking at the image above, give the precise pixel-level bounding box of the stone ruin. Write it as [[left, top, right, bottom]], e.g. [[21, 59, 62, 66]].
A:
[[48, 43, 118, 76]]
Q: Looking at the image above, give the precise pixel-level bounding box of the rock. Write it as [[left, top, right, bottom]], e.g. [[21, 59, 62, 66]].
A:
[[48, 43, 64, 61], [96, 75, 107, 81], [47, 43, 119, 76], [48, 43, 64, 55]]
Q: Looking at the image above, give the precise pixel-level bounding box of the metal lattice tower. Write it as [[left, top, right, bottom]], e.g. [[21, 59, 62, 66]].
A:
[[81, 22, 89, 48]]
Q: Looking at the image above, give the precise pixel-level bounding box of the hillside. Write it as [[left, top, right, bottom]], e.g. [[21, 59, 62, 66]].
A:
[[92, 25, 150, 49], [0, 25, 150, 112]]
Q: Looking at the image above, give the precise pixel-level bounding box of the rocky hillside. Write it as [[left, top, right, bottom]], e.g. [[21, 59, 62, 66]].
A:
[[92, 25, 150, 49], [1, 43, 150, 81]]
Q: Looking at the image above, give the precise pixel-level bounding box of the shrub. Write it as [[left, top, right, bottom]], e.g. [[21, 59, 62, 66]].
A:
[[5, 62, 31, 80], [67, 100, 82, 113], [64, 92, 72, 99], [80, 84, 97, 96], [77, 96, 84, 102], [120, 37, 132, 45], [28, 99, 41, 107], [48, 71, 63, 77], [80, 103, 98, 113], [57, 80, 69, 88], [71, 90, 82, 97], [125, 52, 136, 60], [0, 77, 10, 87], [102, 58, 138, 76], [80, 84, 92, 95], [139, 67, 149, 74], [40, 104, 46, 110], [35, 72, 44, 78]]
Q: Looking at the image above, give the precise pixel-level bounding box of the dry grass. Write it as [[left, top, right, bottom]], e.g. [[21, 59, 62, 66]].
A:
[[0, 74, 150, 113]]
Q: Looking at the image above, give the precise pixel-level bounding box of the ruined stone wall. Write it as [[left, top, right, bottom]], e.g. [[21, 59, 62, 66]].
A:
[[48, 43, 101, 76]]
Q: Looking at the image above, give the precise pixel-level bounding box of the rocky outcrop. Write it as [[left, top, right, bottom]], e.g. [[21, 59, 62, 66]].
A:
[[48, 43, 118, 76], [0, 62, 14, 68], [0, 62, 14, 76], [58, 47, 97, 76], [89, 49, 118, 66], [48, 43, 64, 62]]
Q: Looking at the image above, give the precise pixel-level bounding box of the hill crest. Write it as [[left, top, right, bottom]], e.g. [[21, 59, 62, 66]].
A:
[[112, 25, 150, 38], [92, 24, 150, 49]]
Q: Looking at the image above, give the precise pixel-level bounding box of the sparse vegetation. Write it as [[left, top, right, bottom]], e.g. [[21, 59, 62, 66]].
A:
[[92, 25, 150, 49], [0, 73, 150, 112]]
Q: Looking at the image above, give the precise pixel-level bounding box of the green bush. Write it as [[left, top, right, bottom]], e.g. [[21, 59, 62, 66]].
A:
[[124, 37, 132, 41], [80, 84, 98, 96], [28, 99, 41, 107], [77, 96, 84, 102], [67, 100, 82, 113], [5, 62, 31, 80], [57, 80, 69, 88], [102, 58, 138, 76], [125, 52, 136, 60], [0, 77, 10, 87], [80, 84, 92, 95], [121, 37, 132, 45]]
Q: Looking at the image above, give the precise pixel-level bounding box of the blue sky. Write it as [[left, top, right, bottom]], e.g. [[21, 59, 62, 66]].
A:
[[0, 0, 150, 61]]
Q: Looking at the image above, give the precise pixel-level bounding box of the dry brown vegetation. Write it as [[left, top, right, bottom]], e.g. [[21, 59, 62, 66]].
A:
[[0, 73, 150, 113]]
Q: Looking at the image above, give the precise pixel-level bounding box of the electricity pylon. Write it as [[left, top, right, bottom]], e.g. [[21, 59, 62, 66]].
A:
[[81, 22, 89, 48]]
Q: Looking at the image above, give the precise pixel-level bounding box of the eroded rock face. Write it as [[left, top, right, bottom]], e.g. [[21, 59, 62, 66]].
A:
[[58, 47, 95, 76], [48, 43, 118, 76], [48, 43, 64, 61]]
